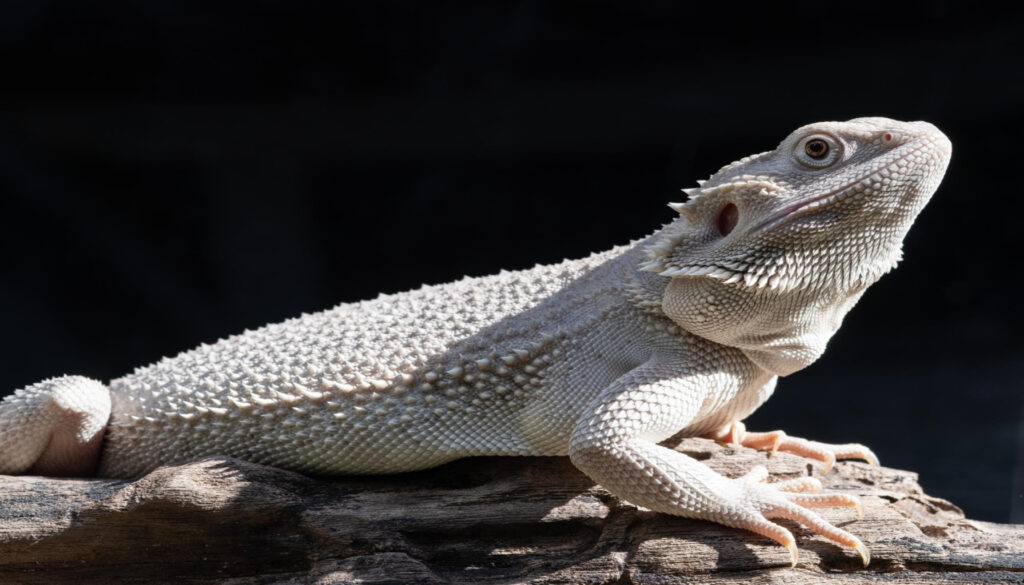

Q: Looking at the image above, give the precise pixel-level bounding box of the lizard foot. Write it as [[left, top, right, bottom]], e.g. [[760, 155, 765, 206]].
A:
[[732, 465, 869, 567], [712, 421, 879, 473]]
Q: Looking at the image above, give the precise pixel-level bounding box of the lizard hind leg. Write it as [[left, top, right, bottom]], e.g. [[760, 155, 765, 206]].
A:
[[0, 375, 110, 476]]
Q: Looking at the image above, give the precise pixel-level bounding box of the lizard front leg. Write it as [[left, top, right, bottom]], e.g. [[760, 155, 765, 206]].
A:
[[568, 356, 869, 567], [707, 421, 879, 474]]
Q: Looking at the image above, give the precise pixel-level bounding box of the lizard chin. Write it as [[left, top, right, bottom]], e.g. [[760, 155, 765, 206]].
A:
[[662, 275, 869, 376]]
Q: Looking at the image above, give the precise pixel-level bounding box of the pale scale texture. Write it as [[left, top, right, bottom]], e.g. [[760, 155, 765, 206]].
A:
[[0, 117, 952, 565]]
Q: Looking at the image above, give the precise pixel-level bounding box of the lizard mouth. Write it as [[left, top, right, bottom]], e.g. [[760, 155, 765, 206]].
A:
[[750, 142, 928, 233]]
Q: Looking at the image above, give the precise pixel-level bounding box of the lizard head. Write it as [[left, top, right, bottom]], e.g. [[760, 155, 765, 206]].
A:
[[644, 117, 952, 376]]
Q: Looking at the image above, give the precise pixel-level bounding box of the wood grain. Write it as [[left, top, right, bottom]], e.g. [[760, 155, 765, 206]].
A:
[[1, 438, 1020, 584]]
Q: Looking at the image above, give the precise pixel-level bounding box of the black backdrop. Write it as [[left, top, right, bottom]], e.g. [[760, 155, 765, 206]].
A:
[[1, 2, 1022, 522]]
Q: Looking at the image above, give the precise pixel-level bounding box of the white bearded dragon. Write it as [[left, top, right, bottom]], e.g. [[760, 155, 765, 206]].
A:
[[0, 117, 952, 566]]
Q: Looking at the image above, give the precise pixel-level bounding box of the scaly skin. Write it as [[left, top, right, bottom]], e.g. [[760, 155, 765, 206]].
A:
[[0, 117, 952, 567]]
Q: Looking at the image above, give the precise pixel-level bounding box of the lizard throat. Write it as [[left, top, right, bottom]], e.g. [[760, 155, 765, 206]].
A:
[[750, 143, 926, 233]]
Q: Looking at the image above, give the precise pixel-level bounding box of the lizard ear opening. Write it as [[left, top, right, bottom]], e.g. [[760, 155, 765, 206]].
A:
[[716, 203, 738, 237]]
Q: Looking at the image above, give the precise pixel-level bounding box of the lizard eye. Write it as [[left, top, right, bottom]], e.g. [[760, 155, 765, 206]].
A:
[[716, 203, 738, 236], [805, 139, 828, 159], [795, 134, 840, 168]]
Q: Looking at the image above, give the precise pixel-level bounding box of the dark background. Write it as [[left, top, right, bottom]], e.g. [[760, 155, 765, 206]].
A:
[[1, 2, 1021, 522]]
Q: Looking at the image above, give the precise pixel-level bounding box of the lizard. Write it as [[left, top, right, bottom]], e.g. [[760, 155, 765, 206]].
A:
[[0, 117, 951, 567]]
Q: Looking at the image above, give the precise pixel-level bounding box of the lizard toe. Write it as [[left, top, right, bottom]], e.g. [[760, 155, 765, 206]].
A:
[[784, 491, 864, 519], [771, 476, 823, 493], [731, 476, 870, 566]]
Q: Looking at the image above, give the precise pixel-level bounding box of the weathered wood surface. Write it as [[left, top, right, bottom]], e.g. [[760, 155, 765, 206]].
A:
[[0, 438, 1020, 584]]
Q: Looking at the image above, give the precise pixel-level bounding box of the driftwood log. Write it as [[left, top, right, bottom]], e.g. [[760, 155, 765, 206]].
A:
[[0, 438, 1020, 584]]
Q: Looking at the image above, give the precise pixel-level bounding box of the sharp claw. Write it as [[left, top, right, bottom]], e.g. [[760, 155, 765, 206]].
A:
[[855, 500, 864, 519], [853, 539, 871, 567], [785, 539, 799, 567], [864, 450, 880, 467], [834, 445, 879, 466]]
